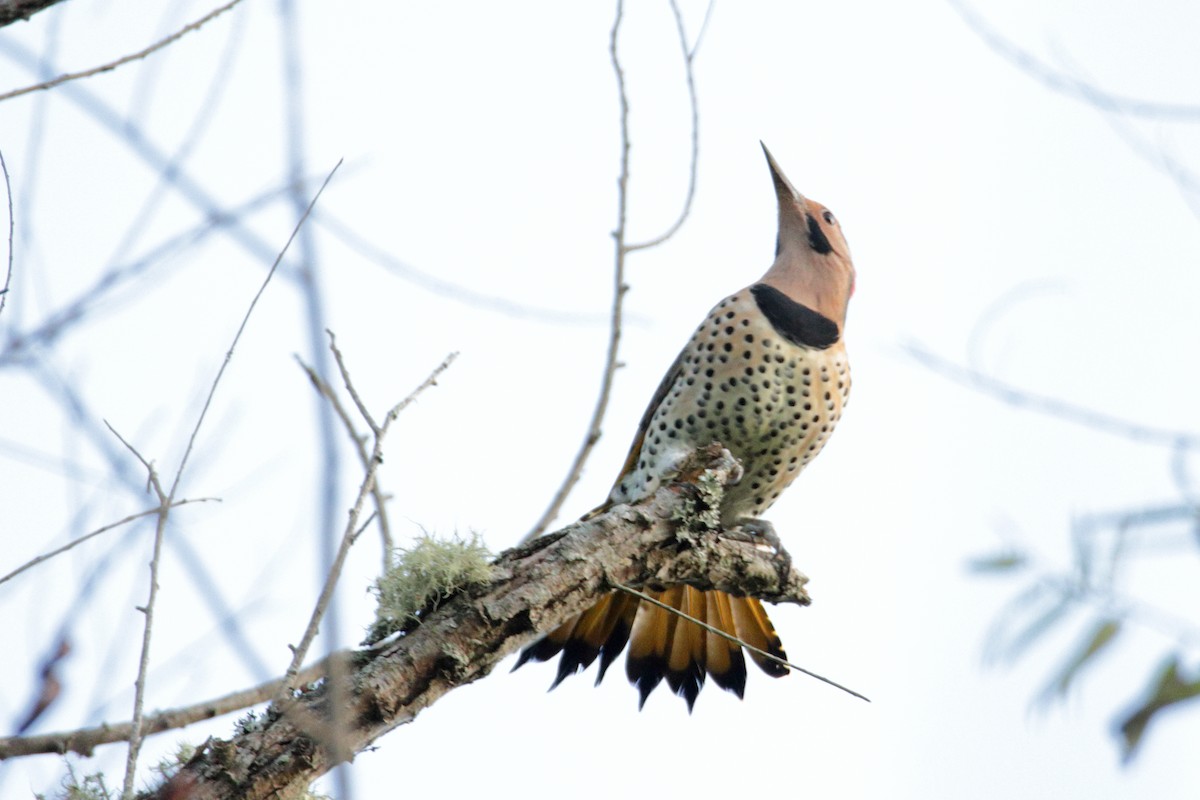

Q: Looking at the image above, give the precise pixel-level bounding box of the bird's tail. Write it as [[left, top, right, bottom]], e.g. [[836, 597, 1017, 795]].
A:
[[514, 588, 788, 709]]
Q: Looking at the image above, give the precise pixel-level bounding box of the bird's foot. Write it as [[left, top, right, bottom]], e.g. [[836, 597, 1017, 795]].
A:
[[725, 517, 782, 552]]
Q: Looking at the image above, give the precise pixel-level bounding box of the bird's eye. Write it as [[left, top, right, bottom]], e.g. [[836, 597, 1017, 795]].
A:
[[822, 210, 836, 225]]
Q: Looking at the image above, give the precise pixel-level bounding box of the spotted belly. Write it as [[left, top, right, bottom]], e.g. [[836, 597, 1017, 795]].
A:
[[609, 292, 850, 525]]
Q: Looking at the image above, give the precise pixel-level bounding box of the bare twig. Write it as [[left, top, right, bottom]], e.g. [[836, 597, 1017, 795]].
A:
[[905, 342, 1200, 449], [325, 330, 378, 432], [0, 497, 218, 586], [295, 355, 394, 567], [947, 0, 1200, 121], [0, 0, 248, 103], [613, 581, 869, 701], [113, 161, 340, 796], [315, 210, 609, 325], [526, 0, 710, 540], [104, 422, 170, 798], [0, 37, 298, 270], [0, 181, 301, 367], [0, 658, 336, 759], [0, 0, 69, 30], [278, 349, 459, 696], [626, 0, 706, 252], [0, 148, 12, 319]]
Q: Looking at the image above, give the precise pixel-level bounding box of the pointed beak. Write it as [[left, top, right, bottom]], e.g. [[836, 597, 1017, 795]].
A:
[[760, 141, 805, 207]]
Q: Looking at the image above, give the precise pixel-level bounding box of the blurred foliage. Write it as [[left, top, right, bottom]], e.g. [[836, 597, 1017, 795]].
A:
[[974, 504, 1200, 762]]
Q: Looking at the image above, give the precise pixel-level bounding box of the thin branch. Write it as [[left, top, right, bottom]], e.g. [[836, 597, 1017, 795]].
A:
[[0, 658, 336, 759], [905, 342, 1200, 449], [613, 581, 869, 701], [325, 330, 378, 432], [171, 160, 342, 501], [295, 355, 394, 567], [0, 497, 218, 586], [278, 349, 458, 696], [626, 0, 704, 252], [0, 0, 248, 103], [0, 148, 12, 319], [1, 182, 296, 367], [0, 0, 69, 30], [104, 423, 169, 798], [524, 0, 633, 541], [115, 161, 340, 795], [525, 0, 709, 540], [314, 210, 609, 325], [947, 0, 1200, 121]]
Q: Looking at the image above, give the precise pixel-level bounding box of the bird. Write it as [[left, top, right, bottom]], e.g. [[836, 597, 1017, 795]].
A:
[[515, 144, 855, 709]]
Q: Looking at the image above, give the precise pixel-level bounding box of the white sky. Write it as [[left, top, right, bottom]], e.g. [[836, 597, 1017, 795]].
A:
[[2, 1, 1199, 798]]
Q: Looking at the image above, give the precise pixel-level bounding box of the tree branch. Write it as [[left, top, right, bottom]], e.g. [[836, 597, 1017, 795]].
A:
[[0, 0, 248, 103], [0, 0, 67, 30], [131, 445, 809, 799]]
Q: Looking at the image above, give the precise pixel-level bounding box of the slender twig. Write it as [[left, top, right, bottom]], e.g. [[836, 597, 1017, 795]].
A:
[[612, 582, 870, 702], [0, 148, 12, 318], [1, 182, 297, 367], [104, 423, 169, 798], [0, 38, 294, 270], [278, 349, 458, 696], [0, 657, 337, 759], [172, 160, 341, 503], [524, 0, 628, 540], [295, 355, 394, 567], [525, 0, 712, 540], [326, 330, 378, 432], [947, 0, 1200, 121], [115, 161, 340, 796], [0, 498, 218, 586], [315, 211, 608, 325], [0, 0, 248, 103], [905, 342, 1200, 448], [626, 0, 704, 252]]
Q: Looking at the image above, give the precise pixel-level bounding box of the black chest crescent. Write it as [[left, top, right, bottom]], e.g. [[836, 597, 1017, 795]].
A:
[[749, 283, 839, 349]]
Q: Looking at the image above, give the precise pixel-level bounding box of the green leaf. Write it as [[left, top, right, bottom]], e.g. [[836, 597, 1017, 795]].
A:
[[1039, 618, 1121, 703], [1117, 655, 1200, 763]]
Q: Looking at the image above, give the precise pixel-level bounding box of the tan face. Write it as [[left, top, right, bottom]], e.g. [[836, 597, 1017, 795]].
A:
[[802, 198, 855, 301]]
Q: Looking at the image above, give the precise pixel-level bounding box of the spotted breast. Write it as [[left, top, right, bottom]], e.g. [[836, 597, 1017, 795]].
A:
[[609, 285, 849, 525], [516, 144, 857, 709]]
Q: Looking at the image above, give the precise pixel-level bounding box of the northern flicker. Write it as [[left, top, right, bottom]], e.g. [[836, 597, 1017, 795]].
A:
[[516, 144, 855, 709]]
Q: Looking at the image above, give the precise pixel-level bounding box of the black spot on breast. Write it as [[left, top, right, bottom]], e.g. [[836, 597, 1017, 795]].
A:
[[750, 284, 839, 349], [806, 213, 833, 255]]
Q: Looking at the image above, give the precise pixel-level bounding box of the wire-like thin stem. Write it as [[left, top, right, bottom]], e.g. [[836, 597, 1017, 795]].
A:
[[626, 0, 704, 253], [279, 350, 458, 696], [905, 342, 1200, 449], [524, 0, 710, 541], [0, 148, 12, 318], [613, 582, 870, 702], [118, 161, 341, 796], [0, 0, 248, 103], [0, 498, 217, 586]]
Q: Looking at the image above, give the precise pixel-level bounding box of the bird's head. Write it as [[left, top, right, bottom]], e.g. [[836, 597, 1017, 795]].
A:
[[758, 143, 856, 331]]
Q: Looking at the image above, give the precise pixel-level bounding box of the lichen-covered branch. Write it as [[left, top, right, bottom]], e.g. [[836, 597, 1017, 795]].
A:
[[147, 445, 809, 799]]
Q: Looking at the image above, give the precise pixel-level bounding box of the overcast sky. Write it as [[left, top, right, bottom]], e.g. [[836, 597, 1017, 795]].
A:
[[2, 1, 1199, 798]]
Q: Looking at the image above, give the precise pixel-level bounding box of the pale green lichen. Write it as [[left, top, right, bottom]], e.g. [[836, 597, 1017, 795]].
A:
[[364, 531, 494, 644], [670, 468, 726, 534]]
